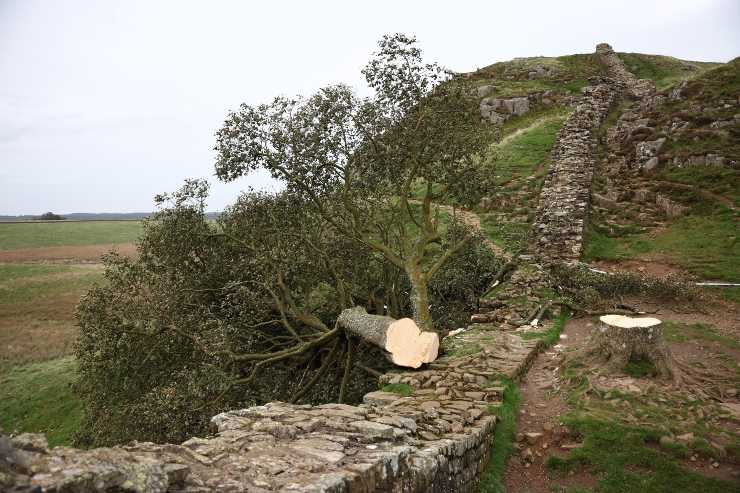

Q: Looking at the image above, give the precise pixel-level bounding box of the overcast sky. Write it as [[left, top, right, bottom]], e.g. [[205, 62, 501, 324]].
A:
[[1, 0, 738, 215]]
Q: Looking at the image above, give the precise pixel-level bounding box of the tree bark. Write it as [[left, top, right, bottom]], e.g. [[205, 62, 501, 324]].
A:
[[407, 267, 434, 332], [337, 306, 438, 368], [572, 314, 675, 377]]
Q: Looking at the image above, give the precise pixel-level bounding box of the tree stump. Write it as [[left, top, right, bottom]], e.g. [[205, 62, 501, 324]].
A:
[[337, 306, 439, 368], [574, 314, 675, 378]]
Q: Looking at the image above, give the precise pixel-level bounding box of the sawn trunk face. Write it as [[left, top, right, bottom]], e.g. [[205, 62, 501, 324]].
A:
[[336, 306, 439, 368]]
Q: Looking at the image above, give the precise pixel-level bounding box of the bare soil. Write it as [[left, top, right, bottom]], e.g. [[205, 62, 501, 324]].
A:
[[504, 292, 740, 492], [591, 258, 685, 278], [504, 317, 599, 492], [0, 243, 137, 263], [0, 295, 82, 370]]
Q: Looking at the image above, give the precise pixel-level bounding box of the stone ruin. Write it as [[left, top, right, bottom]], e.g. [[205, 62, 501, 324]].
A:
[[1, 43, 652, 492]]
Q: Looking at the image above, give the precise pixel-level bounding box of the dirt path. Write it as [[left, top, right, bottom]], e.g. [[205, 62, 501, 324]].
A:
[[503, 317, 596, 492], [438, 204, 512, 260]]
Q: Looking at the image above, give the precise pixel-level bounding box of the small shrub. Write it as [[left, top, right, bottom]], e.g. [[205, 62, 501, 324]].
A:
[[551, 265, 702, 308]]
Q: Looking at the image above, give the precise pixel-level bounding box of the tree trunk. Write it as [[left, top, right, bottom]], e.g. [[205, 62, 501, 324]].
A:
[[407, 267, 434, 332], [337, 306, 438, 368], [573, 314, 675, 377]]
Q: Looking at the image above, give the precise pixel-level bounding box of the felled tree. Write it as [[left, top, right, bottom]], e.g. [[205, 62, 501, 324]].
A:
[[75, 182, 396, 445], [75, 35, 500, 446], [214, 34, 492, 332]]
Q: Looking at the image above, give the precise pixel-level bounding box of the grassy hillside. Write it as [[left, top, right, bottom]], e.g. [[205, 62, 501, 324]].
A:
[[618, 52, 723, 89], [478, 108, 571, 253], [584, 58, 739, 284], [467, 51, 720, 99]]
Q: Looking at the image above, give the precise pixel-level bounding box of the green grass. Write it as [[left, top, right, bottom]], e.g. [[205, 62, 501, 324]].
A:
[[0, 357, 82, 447], [485, 116, 567, 185], [500, 106, 572, 137], [582, 226, 648, 262], [480, 218, 531, 254], [641, 211, 739, 281], [583, 209, 739, 281], [472, 53, 601, 98], [662, 321, 740, 349], [0, 263, 73, 281], [478, 376, 522, 493], [0, 221, 142, 250], [0, 263, 102, 305], [657, 166, 740, 206], [545, 415, 737, 493], [617, 53, 722, 90], [721, 288, 740, 305]]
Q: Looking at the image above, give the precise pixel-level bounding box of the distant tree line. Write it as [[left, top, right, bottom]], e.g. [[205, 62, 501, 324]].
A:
[[34, 212, 65, 220]]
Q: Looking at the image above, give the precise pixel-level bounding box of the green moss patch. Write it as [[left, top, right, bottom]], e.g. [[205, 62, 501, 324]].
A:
[[381, 383, 413, 397]]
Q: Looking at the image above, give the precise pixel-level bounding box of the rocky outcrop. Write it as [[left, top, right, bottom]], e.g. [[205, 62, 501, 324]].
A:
[[477, 90, 569, 124], [480, 96, 530, 124]]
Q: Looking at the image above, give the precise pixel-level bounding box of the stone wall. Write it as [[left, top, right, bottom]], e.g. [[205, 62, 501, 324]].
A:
[[531, 43, 659, 263], [530, 81, 618, 263], [595, 43, 655, 98], [2, 329, 543, 493]]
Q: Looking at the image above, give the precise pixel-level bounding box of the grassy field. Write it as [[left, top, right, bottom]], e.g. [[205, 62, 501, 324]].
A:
[[0, 263, 103, 370], [0, 221, 138, 445], [0, 220, 142, 250], [0, 261, 102, 445], [0, 358, 82, 447]]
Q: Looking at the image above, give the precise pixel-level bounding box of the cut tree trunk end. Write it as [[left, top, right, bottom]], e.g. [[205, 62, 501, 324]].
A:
[[572, 314, 675, 378], [337, 306, 439, 368]]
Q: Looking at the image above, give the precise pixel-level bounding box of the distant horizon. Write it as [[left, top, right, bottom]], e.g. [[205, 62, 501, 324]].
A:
[[0, 210, 225, 218]]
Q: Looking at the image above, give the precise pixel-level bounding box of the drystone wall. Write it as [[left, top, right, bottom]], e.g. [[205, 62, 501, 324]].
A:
[[531, 43, 659, 263], [2, 331, 542, 493], [530, 81, 618, 263], [594, 43, 656, 98]]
